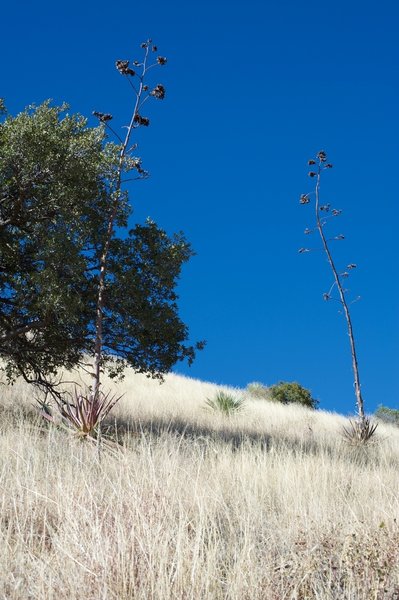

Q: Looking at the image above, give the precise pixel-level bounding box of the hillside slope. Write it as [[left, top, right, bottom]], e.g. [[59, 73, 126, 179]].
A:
[[1, 369, 399, 599]]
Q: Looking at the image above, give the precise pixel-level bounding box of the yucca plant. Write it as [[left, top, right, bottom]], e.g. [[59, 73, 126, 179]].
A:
[[342, 418, 378, 445], [205, 391, 246, 416], [41, 387, 122, 440]]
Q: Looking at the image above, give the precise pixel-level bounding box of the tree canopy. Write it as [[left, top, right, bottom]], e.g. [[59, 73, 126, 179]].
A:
[[0, 101, 202, 389]]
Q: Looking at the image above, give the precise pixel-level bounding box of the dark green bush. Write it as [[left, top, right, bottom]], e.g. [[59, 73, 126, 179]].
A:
[[375, 405, 399, 427], [269, 381, 318, 409]]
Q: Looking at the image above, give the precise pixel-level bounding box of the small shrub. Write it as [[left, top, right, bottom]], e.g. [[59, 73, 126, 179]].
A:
[[205, 391, 245, 416], [269, 381, 318, 409], [375, 405, 399, 427], [246, 382, 270, 400]]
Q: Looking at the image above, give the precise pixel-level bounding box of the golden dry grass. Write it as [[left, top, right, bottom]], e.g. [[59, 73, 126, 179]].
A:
[[1, 370, 399, 599]]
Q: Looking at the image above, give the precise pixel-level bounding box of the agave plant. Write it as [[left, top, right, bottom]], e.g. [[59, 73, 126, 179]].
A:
[[42, 387, 122, 439], [205, 391, 246, 416], [342, 417, 378, 445]]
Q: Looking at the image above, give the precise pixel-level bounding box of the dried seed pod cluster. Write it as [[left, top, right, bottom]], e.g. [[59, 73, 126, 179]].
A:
[[151, 84, 166, 100], [95, 40, 167, 133], [92, 111, 113, 122], [134, 114, 150, 127], [115, 60, 136, 76]]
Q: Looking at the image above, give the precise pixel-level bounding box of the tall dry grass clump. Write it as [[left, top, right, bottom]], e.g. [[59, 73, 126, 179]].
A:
[[1, 370, 399, 599]]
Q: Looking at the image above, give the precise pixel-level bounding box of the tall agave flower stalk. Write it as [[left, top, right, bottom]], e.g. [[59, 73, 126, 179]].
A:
[[40, 41, 168, 445], [91, 40, 167, 400], [299, 151, 376, 442]]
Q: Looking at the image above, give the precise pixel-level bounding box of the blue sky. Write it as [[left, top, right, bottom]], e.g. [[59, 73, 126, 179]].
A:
[[1, 0, 398, 414]]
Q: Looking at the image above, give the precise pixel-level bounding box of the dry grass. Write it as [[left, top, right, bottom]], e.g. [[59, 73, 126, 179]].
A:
[[1, 369, 399, 599]]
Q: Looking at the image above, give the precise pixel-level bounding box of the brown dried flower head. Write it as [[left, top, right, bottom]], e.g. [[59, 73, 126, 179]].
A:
[[308, 171, 317, 178], [308, 159, 316, 165], [134, 114, 150, 127], [116, 59, 128, 72], [152, 45, 158, 52], [300, 194, 310, 204], [132, 158, 147, 176], [92, 111, 113, 122], [151, 84, 166, 100], [115, 60, 135, 76], [157, 56, 167, 65], [317, 150, 327, 162]]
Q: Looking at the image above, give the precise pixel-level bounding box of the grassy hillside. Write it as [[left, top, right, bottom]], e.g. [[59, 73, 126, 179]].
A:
[[1, 370, 399, 599]]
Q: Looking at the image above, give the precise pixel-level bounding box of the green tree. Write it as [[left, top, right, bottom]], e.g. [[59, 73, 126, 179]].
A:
[[374, 406, 399, 427], [0, 102, 108, 387], [269, 381, 318, 409], [0, 43, 203, 399]]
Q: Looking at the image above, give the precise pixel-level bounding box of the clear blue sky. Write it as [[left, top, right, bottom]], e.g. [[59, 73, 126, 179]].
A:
[[1, 0, 398, 414]]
